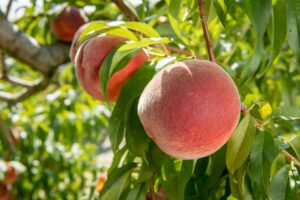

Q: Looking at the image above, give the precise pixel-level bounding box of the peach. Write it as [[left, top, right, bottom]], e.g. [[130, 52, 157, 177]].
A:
[[51, 6, 88, 42], [138, 59, 241, 160], [3, 165, 17, 185], [74, 35, 149, 101], [95, 172, 107, 192], [70, 23, 89, 63]]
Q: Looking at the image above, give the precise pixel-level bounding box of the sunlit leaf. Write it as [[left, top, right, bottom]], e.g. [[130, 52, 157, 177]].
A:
[[226, 115, 256, 173], [269, 165, 290, 200]]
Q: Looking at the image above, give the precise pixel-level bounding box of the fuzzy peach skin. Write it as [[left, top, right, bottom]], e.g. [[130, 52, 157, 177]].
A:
[[74, 35, 149, 101], [51, 6, 88, 42], [138, 59, 241, 160], [70, 23, 89, 63]]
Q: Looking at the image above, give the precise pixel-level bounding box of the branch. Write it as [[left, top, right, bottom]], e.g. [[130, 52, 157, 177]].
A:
[[282, 150, 300, 168], [5, 0, 13, 17], [198, 0, 215, 62], [112, 0, 139, 21], [0, 75, 51, 104], [0, 13, 70, 74], [0, 115, 15, 153]]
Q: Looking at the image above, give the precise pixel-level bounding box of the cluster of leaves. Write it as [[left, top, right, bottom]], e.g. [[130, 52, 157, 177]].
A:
[[0, 63, 110, 199], [0, 0, 300, 199]]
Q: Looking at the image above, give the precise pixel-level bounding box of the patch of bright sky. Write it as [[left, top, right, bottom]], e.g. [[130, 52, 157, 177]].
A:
[[0, 0, 160, 21]]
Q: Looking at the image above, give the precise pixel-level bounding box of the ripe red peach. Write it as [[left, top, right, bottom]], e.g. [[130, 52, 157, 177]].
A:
[[138, 59, 241, 160], [74, 35, 149, 101], [51, 6, 88, 42]]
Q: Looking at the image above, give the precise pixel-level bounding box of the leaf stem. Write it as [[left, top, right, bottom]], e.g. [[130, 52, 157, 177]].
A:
[[198, 0, 215, 62]]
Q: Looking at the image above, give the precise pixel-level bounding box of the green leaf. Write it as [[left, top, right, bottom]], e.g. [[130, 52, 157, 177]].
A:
[[108, 63, 156, 151], [229, 162, 253, 200], [121, 22, 161, 38], [78, 21, 161, 47], [242, 0, 272, 39], [257, 0, 287, 77], [147, 142, 169, 174], [100, 37, 170, 100], [272, 106, 300, 119], [100, 163, 136, 200], [203, 146, 227, 191], [287, 136, 300, 160], [226, 115, 256, 173], [108, 147, 127, 173], [124, 183, 147, 200], [125, 99, 151, 162], [213, 0, 227, 28], [286, 0, 300, 57], [161, 159, 195, 200], [271, 0, 287, 58], [248, 131, 276, 197], [269, 165, 290, 200], [241, 0, 272, 81], [109, 37, 170, 77], [165, 0, 187, 44]]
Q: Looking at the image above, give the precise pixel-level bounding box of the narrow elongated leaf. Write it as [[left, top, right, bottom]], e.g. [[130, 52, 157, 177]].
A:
[[272, 106, 300, 119], [229, 162, 253, 200], [165, 0, 188, 43], [269, 165, 290, 200], [257, 0, 287, 77], [100, 163, 136, 200], [125, 183, 147, 200], [226, 115, 256, 173], [213, 0, 227, 28], [125, 99, 151, 162], [108, 63, 156, 151], [248, 131, 276, 197], [121, 22, 161, 38], [242, 0, 272, 39], [286, 0, 300, 56], [271, 0, 287, 58], [241, 0, 272, 80], [287, 136, 300, 160], [203, 146, 226, 191], [110, 37, 170, 76], [161, 159, 195, 200]]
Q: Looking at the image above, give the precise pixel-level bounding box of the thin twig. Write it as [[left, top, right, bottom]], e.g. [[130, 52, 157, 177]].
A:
[[0, 76, 51, 104], [198, 0, 215, 62], [0, 52, 8, 79], [0, 0, 12, 79], [112, 0, 139, 21], [282, 150, 300, 167], [2, 76, 35, 88]]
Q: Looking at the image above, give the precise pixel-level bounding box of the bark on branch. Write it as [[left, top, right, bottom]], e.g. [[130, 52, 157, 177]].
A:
[[0, 12, 70, 74]]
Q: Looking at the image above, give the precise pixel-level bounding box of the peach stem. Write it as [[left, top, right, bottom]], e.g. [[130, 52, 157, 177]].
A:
[[198, 0, 215, 62]]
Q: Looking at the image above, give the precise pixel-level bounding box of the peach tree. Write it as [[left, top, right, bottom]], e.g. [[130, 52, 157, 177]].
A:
[[0, 0, 299, 199]]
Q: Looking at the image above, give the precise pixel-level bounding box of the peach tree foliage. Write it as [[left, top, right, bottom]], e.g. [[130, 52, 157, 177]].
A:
[[0, 0, 299, 199]]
